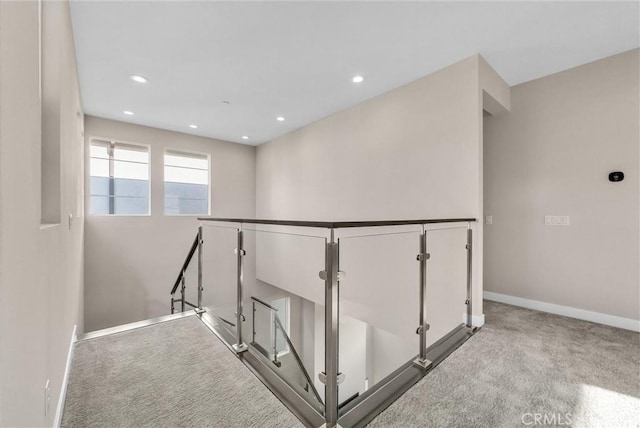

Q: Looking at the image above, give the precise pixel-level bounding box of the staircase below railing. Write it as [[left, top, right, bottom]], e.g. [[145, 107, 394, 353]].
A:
[[170, 226, 203, 314], [251, 296, 324, 406]]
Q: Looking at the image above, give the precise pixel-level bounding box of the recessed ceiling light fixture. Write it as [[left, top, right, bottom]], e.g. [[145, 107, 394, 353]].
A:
[[276, 116, 285, 122], [130, 74, 149, 84], [189, 124, 198, 129], [123, 110, 134, 115], [242, 136, 249, 140], [222, 101, 230, 105], [352, 75, 364, 83]]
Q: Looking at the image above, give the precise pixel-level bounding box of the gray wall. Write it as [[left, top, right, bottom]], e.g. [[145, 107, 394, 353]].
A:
[[83, 116, 256, 331], [484, 49, 639, 322], [0, 1, 85, 425]]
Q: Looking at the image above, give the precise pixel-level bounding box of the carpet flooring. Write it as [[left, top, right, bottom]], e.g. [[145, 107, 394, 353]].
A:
[[61, 316, 303, 428], [367, 300, 640, 427], [62, 302, 640, 427]]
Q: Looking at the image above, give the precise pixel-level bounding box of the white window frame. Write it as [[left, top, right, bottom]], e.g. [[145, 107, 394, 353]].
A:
[[88, 137, 151, 217]]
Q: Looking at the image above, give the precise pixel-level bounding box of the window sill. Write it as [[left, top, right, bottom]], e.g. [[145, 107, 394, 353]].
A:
[[40, 222, 61, 230]]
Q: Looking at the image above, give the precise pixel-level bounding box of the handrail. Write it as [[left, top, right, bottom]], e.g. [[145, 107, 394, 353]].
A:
[[251, 297, 324, 405], [170, 232, 200, 295], [251, 296, 278, 312], [274, 313, 324, 405], [197, 217, 476, 229]]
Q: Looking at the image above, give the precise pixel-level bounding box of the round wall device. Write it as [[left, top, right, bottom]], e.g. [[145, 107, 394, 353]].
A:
[[608, 171, 624, 182]]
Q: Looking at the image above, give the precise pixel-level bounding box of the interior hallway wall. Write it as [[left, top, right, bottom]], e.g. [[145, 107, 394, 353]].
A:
[[0, 1, 85, 425], [83, 117, 256, 331], [256, 55, 510, 329], [484, 49, 640, 324]]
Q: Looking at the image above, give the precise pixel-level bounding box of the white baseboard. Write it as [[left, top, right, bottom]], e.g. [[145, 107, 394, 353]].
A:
[[462, 312, 485, 327], [471, 313, 485, 327], [54, 325, 77, 428], [484, 291, 640, 332]]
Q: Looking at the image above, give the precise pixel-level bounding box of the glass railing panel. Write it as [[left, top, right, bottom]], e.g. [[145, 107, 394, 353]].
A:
[[241, 227, 327, 411], [200, 223, 241, 337], [337, 226, 422, 408], [425, 226, 469, 345]]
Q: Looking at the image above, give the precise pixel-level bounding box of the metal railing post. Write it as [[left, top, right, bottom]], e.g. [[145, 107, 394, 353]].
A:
[[272, 313, 281, 367], [414, 227, 431, 369], [466, 224, 473, 328], [232, 227, 248, 353], [323, 230, 340, 427], [197, 225, 203, 309]]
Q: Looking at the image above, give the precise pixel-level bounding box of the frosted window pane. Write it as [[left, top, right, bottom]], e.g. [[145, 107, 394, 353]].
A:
[[164, 165, 208, 184], [89, 141, 150, 215], [90, 145, 109, 159], [114, 147, 149, 163], [164, 154, 207, 169], [90, 158, 109, 177], [163, 151, 209, 215], [114, 160, 148, 180]]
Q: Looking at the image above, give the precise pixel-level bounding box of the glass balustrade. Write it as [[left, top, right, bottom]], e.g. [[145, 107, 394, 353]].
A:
[[171, 218, 477, 428]]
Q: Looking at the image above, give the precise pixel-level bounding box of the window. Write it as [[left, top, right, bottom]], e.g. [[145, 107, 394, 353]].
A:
[[164, 150, 209, 215], [89, 139, 150, 215]]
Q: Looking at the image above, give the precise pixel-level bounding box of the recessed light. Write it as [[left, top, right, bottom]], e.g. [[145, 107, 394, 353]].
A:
[[242, 136, 249, 140], [189, 124, 198, 129], [222, 101, 230, 105], [352, 75, 364, 83], [276, 116, 285, 122], [123, 110, 134, 115], [130, 74, 149, 84]]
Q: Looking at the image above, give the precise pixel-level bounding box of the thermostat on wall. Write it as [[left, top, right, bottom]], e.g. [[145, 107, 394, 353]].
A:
[[608, 171, 624, 182]]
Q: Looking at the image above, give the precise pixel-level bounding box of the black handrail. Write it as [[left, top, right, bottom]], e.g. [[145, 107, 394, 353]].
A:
[[273, 315, 323, 404], [197, 217, 475, 229], [170, 232, 200, 295]]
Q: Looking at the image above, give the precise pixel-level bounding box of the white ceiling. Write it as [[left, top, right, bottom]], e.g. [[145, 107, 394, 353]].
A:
[[70, 1, 639, 146]]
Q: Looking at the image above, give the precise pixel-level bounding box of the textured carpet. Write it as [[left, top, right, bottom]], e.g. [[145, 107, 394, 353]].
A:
[[61, 316, 303, 428], [367, 300, 640, 427]]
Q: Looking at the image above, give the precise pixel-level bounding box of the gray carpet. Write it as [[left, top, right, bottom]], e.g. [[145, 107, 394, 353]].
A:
[[367, 300, 640, 427], [61, 316, 303, 428]]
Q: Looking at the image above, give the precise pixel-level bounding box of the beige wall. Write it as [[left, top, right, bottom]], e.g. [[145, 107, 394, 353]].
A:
[[256, 55, 510, 330], [83, 117, 256, 331], [484, 49, 640, 322], [0, 1, 85, 426]]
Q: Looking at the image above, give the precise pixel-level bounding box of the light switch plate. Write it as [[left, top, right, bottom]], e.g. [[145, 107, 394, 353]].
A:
[[485, 216, 492, 225], [545, 215, 570, 226]]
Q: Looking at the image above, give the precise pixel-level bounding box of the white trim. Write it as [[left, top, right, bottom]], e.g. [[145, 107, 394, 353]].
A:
[[78, 310, 195, 341], [471, 313, 485, 327], [54, 325, 77, 428], [484, 291, 640, 332], [462, 312, 485, 327]]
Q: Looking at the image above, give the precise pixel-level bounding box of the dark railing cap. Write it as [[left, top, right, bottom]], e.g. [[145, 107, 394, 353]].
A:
[[197, 217, 475, 229]]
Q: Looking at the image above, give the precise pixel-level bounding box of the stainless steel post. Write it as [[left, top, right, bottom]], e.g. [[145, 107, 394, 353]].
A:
[[272, 312, 280, 367], [197, 225, 203, 309], [419, 230, 427, 361], [414, 228, 431, 369], [466, 225, 473, 328], [324, 230, 340, 427], [233, 228, 248, 353]]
